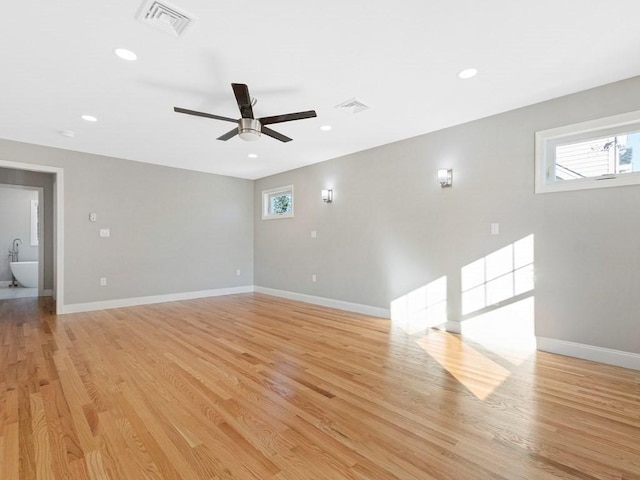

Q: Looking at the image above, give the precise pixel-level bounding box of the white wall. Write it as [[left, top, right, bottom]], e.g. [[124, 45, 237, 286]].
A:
[[0, 141, 254, 307], [254, 75, 640, 357]]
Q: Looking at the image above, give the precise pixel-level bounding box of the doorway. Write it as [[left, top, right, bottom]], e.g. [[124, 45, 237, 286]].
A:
[[0, 184, 43, 299], [0, 160, 64, 313]]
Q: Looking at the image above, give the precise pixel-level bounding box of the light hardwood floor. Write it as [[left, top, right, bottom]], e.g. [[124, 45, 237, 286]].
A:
[[1, 293, 639, 479]]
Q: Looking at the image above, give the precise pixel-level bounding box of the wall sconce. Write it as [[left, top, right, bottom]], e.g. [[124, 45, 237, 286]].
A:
[[321, 189, 333, 203], [437, 169, 453, 188]]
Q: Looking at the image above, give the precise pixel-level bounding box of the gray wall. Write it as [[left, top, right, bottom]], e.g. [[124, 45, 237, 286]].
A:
[[0, 186, 39, 280], [0, 168, 54, 289], [254, 75, 640, 355], [0, 142, 254, 305]]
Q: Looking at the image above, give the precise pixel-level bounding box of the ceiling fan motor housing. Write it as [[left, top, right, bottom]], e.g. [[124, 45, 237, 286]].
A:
[[238, 118, 261, 141]]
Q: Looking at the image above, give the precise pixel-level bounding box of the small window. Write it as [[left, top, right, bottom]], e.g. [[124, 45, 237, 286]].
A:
[[262, 185, 294, 220], [535, 110, 640, 193]]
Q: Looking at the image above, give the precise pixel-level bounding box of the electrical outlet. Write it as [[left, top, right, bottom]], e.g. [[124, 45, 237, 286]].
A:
[[100, 277, 107, 286], [236, 269, 241, 276], [311, 230, 317, 238], [89, 213, 97, 222], [100, 228, 110, 237], [312, 274, 317, 283]]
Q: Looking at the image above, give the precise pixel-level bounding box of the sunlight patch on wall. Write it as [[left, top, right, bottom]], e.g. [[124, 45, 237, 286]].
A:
[[461, 297, 536, 366], [416, 331, 511, 401], [390, 276, 447, 335], [461, 235, 534, 315]]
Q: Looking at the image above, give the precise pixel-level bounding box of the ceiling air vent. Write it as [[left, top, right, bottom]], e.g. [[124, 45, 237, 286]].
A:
[[335, 98, 370, 114], [136, 0, 197, 37]]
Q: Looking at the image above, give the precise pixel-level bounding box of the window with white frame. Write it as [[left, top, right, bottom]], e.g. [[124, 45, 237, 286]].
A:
[[535, 110, 640, 193], [262, 185, 294, 219]]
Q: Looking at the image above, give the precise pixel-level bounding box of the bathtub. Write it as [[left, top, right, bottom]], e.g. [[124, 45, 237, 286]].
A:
[[9, 261, 38, 288]]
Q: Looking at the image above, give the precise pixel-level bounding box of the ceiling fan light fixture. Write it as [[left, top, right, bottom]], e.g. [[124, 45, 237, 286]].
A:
[[238, 118, 261, 142]]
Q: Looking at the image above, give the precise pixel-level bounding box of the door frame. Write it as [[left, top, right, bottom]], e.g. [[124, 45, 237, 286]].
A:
[[0, 159, 65, 313]]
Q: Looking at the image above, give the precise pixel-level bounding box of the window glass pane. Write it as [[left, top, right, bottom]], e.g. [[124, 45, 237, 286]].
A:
[[555, 131, 640, 180], [270, 193, 292, 215]]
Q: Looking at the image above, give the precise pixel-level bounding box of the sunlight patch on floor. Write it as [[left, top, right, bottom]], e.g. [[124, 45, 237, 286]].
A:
[[416, 331, 512, 401]]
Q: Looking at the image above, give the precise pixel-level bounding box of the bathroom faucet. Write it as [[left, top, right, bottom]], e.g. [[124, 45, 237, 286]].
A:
[[9, 238, 22, 262]]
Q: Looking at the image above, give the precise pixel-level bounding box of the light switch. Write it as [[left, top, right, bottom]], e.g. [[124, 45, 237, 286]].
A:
[[100, 228, 110, 238], [311, 230, 317, 238], [491, 223, 500, 235], [89, 213, 97, 222]]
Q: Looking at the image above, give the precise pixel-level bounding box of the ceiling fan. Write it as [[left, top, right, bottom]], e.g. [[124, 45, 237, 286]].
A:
[[174, 83, 317, 143]]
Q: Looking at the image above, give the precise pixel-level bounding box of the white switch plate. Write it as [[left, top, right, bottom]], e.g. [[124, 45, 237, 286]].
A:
[[311, 230, 317, 238], [236, 269, 241, 276], [89, 213, 97, 222], [100, 228, 110, 237], [491, 223, 500, 235], [100, 277, 107, 286], [312, 274, 317, 282]]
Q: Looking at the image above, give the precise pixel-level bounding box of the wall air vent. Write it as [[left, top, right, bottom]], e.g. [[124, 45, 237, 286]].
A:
[[335, 98, 370, 114], [136, 0, 197, 37]]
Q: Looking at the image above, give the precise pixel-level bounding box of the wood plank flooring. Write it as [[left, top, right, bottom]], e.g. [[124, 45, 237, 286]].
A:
[[1, 293, 639, 479]]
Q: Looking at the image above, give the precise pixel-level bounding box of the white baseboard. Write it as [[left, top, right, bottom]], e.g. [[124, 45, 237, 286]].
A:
[[254, 286, 390, 318], [60, 286, 254, 314], [536, 336, 640, 371], [443, 321, 461, 334]]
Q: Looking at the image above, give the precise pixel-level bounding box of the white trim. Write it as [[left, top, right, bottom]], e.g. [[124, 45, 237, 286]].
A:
[[536, 336, 640, 371], [0, 159, 64, 313], [535, 109, 640, 194], [254, 286, 390, 318], [60, 286, 253, 314]]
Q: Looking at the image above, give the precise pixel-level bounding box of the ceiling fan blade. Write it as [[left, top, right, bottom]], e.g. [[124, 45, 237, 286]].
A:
[[217, 128, 239, 141], [261, 126, 292, 143], [231, 83, 254, 119], [174, 107, 237, 123], [259, 110, 317, 126]]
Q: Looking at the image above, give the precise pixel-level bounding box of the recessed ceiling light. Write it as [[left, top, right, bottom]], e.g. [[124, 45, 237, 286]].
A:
[[458, 68, 478, 79], [81, 115, 98, 122], [114, 48, 137, 61], [60, 130, 75, 138], [248, 153, 258, 159], [320, 125, 332, 132]]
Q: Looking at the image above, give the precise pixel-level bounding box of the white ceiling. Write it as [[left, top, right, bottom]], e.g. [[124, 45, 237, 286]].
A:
[[2, 1, 640, 180]]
